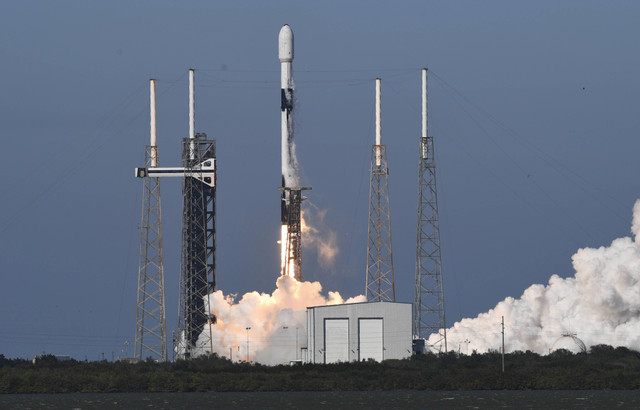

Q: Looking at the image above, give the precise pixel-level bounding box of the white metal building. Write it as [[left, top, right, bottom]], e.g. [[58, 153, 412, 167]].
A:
[[305, 301, 412, 364]]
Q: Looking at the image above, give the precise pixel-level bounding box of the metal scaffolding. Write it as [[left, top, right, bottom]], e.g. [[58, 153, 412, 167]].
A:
[[281, 187, 310, 281], [366, 144, 395, 302], [134, 145, 168, 361], [414, 68, 447, 350], [366, 78, 395, 302], [176, 133, 217, 359]]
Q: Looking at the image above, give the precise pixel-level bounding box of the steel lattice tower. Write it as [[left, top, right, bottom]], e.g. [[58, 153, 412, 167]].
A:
[[176, 133, 217, 359], [135, 80, 167, 361], [366, 78, 395, 302], [414, 68, 447, 350]]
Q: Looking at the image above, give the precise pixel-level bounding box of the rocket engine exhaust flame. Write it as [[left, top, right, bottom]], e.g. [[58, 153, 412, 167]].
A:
[[280, 224, 297, 279], [432, 200, 640, 355]]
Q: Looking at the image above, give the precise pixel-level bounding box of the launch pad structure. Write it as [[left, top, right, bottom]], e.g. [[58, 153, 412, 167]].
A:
[[135, 70, 217, 360], [414, 68, 447, 350], [366, 78, 396, 302], [177, 132, 217, 359]]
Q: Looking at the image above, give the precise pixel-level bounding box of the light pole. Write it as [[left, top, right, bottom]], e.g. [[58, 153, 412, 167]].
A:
[[295, 327, 299, 361], [283, 326, 290, 362], [246, 327, 251, 362]]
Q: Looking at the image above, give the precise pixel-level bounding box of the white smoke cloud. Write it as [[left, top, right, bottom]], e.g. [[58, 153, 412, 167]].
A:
[[302, 207, 339, 269], [200, 275, 365, 365], [431, 200, 640, 355]]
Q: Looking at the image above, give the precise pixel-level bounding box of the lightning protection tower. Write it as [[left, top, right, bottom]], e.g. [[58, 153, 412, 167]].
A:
[[366, 78, 395, 302], [414, 68, 447, 351], [135, 79, 168, 361]]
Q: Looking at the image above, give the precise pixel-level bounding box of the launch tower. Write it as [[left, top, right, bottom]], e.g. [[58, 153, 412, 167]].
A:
[[414, 68, 446, 350], [177, 70, 216, 358], [365, 78, 395, 302], [134, 79, 168, 361], [176, 132, 216, 358]]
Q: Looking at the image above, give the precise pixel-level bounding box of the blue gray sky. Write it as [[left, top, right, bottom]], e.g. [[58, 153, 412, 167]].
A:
[[1, 1, 639, 360]]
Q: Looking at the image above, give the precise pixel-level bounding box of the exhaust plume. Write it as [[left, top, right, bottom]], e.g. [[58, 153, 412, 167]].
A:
[[431, 200, 640, 354], [302, 207, 339, 269], [198, 275, 365, 365]]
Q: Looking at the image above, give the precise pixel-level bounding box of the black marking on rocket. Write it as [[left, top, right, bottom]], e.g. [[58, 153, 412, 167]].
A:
[[281, 87, 294, 227], [281, 175, 289, 224], [281, 88, 294, 111]]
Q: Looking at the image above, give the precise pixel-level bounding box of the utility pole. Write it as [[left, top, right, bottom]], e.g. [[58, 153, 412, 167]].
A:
[[501, 316, 505, 373]]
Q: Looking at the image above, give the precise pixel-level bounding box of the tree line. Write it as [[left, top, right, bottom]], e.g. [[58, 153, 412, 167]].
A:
[[1, 345, 639, 393]]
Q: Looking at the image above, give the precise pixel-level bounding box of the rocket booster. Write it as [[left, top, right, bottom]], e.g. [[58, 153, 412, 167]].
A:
[[279, 24, 294, 224]]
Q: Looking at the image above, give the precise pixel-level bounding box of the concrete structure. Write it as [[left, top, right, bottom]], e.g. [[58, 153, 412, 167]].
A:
[[306, 301, 412, 364]]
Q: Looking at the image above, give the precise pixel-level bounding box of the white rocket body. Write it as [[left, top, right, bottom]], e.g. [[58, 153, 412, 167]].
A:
[[279, 24, 295, 188], [279, 24, 296, 278]]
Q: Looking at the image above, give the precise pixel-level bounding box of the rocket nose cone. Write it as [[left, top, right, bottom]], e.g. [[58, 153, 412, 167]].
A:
[[278, 24, 294, 62]]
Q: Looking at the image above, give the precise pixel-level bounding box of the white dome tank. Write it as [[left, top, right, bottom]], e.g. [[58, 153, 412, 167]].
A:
[[551, 333, 587, 354]]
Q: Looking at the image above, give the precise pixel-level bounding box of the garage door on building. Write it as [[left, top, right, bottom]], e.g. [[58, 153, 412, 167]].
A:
[[324, 318, 348, 363], [359, 318, 383, 362]]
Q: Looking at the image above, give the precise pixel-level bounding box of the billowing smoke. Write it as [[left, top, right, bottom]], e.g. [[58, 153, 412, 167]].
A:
[[199, 275, 365, 365], [432, 200, 640, 355], [302, 207, 339, 269]]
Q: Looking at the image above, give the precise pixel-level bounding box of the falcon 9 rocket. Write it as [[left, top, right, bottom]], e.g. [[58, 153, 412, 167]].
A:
[[278, 24, 305, 280]]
